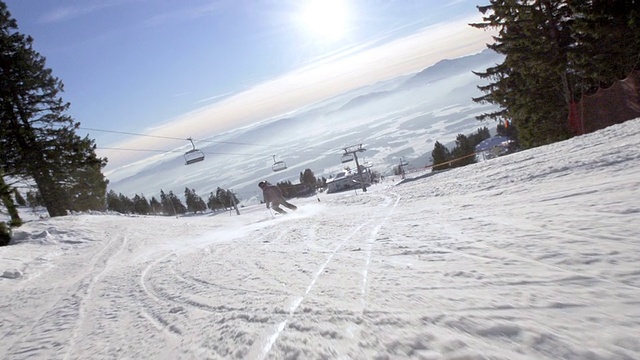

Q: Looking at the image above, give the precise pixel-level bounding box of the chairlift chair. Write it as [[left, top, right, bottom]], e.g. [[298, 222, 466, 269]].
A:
[[271, 155, 287, 172], [341, 153, 353, 163], [184, 138, 205, 165]]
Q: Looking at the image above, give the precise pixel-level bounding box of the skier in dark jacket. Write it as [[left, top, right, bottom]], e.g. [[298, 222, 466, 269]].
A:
[[259, 181, 297, 214]]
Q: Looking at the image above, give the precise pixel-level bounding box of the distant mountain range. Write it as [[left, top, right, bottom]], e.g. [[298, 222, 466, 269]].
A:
[[106, 49, 504, 203], [331, 49, 500, 114]]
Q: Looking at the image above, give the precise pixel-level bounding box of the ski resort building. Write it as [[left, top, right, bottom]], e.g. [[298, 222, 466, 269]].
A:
[[475, 136, 514, 161], [326, 168, 372, 193]]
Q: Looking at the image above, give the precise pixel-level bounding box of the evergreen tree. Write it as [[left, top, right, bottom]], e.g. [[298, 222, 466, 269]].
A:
[[106, 190, 121, 213], [149, 196, 162, 215], [184, 187, 207, 213], [431, 141, 452, 171], [301, 169, 316, 187], [207, 191, 224, 212], [469, 127, 491, 146], [132, 194, 150, 215], [569, 1, 640, 96], [118, 193, 134, 214], [0, 3, 108, 217], [451, 134, 476, 168], [471, 1, 640, 146], [160, 190, 172, 215], [0, 171, 21, 228], [215, 187, 229, 209], [185, 188, 195, 212], [106, 190, 134, 214], [470, 0, 574, 148], [160, 190, 185, 216], [214, 188, 238, 209], [65, 155, 108, 212]]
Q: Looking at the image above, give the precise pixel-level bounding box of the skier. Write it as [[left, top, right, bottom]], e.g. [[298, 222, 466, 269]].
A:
[[258, 181, 297, 215]]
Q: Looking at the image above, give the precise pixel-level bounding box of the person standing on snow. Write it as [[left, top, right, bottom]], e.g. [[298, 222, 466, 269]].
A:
[[258, 181, 297, 214]]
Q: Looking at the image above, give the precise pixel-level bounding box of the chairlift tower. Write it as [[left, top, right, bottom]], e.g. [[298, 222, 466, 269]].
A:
[[341, 144, 367, 193], [399, 157, 409, 179]]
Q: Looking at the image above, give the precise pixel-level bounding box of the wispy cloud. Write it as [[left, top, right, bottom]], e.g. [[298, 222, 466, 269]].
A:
[[142, 1, 228, 28], [444, 0, 469, 7], [39, 5, 102, 23], [195, 92, 235, 105], [299, 17, 433, 70], [38, 0, 128, 24]]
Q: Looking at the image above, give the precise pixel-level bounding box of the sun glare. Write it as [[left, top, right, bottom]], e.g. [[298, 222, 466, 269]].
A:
[[298, 0, 349, 41]]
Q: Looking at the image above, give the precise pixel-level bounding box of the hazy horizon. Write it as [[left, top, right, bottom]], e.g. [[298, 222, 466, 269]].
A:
[[104, 49, 505, 201]]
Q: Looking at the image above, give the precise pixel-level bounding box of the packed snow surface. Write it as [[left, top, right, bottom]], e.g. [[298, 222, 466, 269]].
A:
[[1, 119, 639, 359]]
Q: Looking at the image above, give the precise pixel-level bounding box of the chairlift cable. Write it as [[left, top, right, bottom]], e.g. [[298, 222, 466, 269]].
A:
[[80, 126, 335, 150], [97, 147, 261, 156], [80, 127, 183, 141], [84, 126, 365, 170]]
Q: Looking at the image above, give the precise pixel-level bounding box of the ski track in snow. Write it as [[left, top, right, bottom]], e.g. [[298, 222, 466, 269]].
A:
[[360, 192, 401, 314], [64, 234, 129, 359], [254, 192, 401, 359], [2, 227, 128, 359], [254, 222, 371, 360]]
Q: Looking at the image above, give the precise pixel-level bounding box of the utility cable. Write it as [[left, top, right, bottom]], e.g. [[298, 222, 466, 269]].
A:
[[97, 147, 262, 157], [80, 126, 336, 151]]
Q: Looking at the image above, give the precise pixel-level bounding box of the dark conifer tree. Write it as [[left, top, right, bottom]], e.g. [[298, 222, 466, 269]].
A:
[[301, 169, 316, 187], [451, 134, 476, 168], [431, 141, 452, 171], [0, 2, 108, 217], [171, 191, 186, 215], [160, 190, 186, 216], [569, 1, 640, 96], [0, 172, 21, 228], [207, 191, 223, 212], [117, 193, 133, 214], [215, 187, 230, 210], [215, 188, 238, 209], [133, 194, 150, 215], [469, 127, 491, 145], [149, 196, 162, 215], [185, 187, 207, 213], [470, 0, 574, 147], [106, 190, 122, 213]]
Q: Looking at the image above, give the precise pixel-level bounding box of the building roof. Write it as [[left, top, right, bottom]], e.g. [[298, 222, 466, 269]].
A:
[[475, 136, 512, 152]]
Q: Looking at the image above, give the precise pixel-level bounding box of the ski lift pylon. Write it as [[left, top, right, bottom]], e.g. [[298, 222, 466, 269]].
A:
[[184, 137, 205, 165], [271, 155, 287, 172]]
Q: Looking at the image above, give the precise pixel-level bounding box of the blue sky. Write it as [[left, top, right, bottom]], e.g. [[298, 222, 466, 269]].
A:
[[4, 0, 492, 169]]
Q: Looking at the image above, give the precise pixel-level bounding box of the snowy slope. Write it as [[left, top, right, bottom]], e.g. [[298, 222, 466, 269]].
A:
[[1, 118, 639, 359]]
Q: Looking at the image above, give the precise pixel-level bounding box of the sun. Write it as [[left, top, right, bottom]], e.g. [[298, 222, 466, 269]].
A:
[[298, 0, 350, 41]]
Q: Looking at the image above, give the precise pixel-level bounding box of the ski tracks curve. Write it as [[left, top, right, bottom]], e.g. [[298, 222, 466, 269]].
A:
[[3, 229, 127, 360], [250, 191, 402, 360]]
